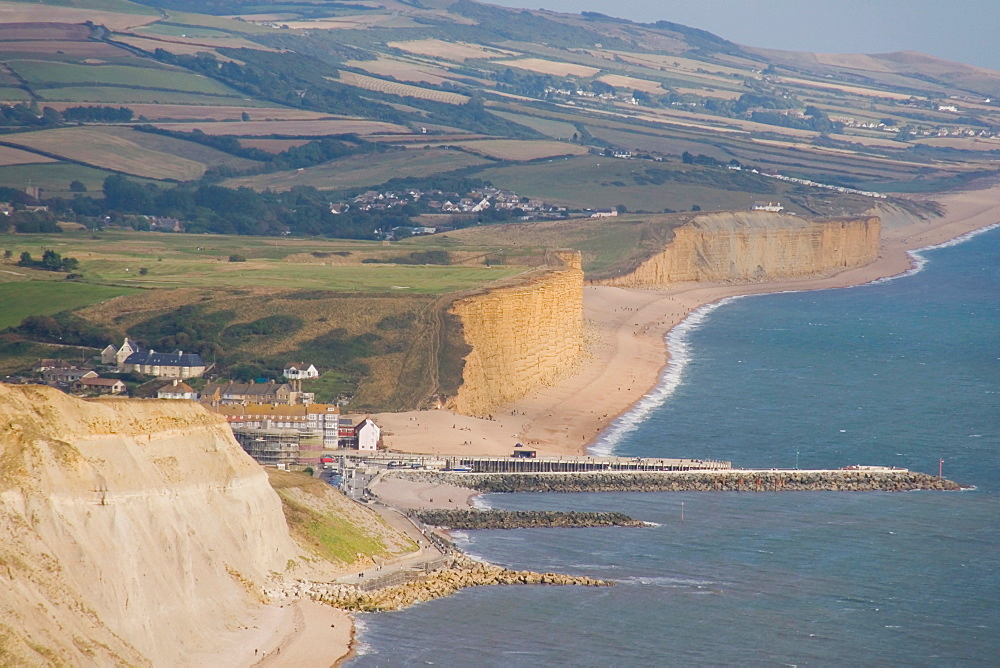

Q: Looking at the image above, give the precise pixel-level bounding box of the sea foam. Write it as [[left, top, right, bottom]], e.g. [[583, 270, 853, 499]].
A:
[[589, 296, 739, 456]]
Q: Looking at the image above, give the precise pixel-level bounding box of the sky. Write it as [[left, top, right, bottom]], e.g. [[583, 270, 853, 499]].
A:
[[487, 0, 1000, 71]]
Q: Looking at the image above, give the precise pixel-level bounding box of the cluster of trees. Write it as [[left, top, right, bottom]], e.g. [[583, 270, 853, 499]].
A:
[[0, 209, 61, 234], [7, 312, 115, 348], [0, 103, 61, 128], [61, 106, 134, 122], [0, 103, 133, 128], [17, 249, 79, 272]]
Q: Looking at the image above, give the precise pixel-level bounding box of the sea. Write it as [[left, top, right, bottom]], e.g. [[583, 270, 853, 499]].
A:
[[350, 226, 1000, 667]]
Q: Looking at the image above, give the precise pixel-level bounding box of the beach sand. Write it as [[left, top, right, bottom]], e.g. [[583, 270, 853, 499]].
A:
[[186, 599, 353, 667], [376, 183, 1000, 460]]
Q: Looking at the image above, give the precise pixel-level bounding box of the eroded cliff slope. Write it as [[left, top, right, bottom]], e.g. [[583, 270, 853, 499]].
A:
[[0, 385, 407, 666], [447, 252, 584, 416], [591, 212, 880, 288]]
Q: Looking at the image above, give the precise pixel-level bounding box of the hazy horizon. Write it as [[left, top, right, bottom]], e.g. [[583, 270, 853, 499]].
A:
[[488, 0, 1000, 71]]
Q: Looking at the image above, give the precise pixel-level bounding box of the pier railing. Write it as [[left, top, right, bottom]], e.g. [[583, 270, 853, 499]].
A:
[[453, 456, 732, 473]]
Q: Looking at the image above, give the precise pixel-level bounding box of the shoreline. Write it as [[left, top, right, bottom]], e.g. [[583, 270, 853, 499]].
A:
[[375, 182, 1000, 461], [324, 183, 1000, 664]]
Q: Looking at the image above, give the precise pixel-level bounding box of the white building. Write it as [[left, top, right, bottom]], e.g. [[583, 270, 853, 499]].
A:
[[752, 201, 784, 212], [355, 418, 381, 451], [283, 362, 319, 380], [157, 379, 199, 400]]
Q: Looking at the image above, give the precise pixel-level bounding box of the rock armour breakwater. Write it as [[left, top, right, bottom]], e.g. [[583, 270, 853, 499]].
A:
[[412, 510, 646, 529], [448, 251, 583, 416], [275, 555, 612, 613], [591, 212, 880, 288], [395, 470, 961, 493]]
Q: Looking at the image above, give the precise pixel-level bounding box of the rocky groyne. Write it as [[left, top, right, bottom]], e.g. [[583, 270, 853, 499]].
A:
[[270, 555, 612, 613], [447, 250, 584, 416], [590, 212, 880, 288], [394, 470, 962, 493], [412, 509, 646, 529]]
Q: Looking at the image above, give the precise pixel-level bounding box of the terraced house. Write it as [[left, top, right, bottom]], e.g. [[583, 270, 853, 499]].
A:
[[122, 349, 206, 379]]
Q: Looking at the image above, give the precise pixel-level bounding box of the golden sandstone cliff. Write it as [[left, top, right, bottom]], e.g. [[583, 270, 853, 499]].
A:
[[443, 214, 879, 415], [0, 385, 413, 665], [591, 212, 881, 288], [447, 251, 584, 416]]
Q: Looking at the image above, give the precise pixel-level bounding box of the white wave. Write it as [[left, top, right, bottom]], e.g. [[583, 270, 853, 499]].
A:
[[351, 616, 374, 657], [619, 575, 717, 587], [448, 530, 471, 545], [470, 495, 493, 510], [589, 296, 740, 456], [868, 221, 1000, 286]]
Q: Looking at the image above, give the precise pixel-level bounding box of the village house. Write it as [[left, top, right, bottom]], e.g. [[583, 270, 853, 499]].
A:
[[752, 201, 784, 212], [73, 377, 126, 395], [101, 338, 140, 371], [355, 418, 381, 451], [157, 379, 198, 400], [44, 367, 97, 385], [282, 362, 319, 380], [33, 358, 76, 373], [200, 380, 299, 405], [210, 403, 342, 447], [338, 417, 356, 448], [122, 349, 206, 379], [589, 209, 618, 218]]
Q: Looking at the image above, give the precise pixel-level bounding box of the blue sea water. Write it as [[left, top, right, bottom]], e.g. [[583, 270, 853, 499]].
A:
[[351, 227, 1000, 667]]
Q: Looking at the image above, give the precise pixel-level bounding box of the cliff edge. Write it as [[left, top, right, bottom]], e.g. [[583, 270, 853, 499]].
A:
[[589, 212, 880, 287], [447, 251, 584, 416]]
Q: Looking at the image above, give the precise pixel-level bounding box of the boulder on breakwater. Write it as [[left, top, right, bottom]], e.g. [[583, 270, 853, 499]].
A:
[[391, 470, 962, 493], [413, 509, 646, 529]]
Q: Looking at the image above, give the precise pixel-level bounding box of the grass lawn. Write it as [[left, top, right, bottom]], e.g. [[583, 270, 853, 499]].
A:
[[0, 281, 139, 329]]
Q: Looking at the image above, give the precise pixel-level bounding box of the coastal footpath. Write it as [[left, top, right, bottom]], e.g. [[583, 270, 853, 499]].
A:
[[391, 470, 962, 493]]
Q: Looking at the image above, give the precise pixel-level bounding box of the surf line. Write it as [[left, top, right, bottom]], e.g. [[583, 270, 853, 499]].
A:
[[590, 222, 1000, 456]]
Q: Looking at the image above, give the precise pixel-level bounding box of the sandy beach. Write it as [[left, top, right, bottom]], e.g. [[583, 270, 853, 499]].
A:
[[376, 183, 1000, 460]]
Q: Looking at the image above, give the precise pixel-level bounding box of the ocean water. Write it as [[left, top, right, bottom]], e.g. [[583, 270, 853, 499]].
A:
[[351, 227, 1000, 667]]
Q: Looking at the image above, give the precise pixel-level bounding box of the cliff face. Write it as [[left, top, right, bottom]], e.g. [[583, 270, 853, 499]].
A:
[[592, 212, 880, 288], [0, 384, 300, 665], [447, 252, 584, 416]]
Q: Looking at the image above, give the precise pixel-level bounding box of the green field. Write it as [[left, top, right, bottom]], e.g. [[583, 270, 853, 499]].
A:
[[10, 61, 243, 96], [223, 149, 490, 192], [0, 163, 163, 196], [21, 0, 160, 15], [0, 281, 139, 329], [489, 110, 578, 139], [134, 23, 235, 38], [0, 87, 31, 101], [2, 230, 526, 294], [477, 154, 792, 213]]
